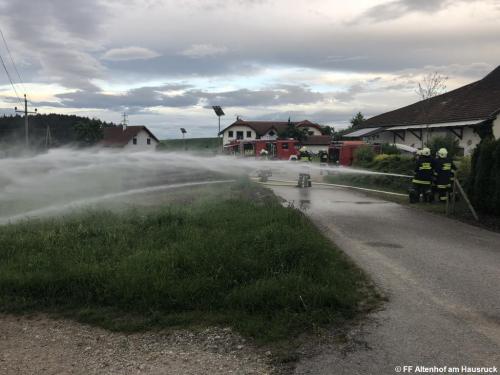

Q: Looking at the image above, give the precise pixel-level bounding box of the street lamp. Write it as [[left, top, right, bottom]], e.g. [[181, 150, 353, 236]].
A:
[[212, 105, 225, 152], [180, 128, 187, 150]]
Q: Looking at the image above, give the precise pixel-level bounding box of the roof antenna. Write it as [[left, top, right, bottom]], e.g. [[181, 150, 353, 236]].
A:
[[121, 112, 128, 131]]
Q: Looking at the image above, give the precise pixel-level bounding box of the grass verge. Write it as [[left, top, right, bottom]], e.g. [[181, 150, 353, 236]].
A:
[[0, 182, 380, 342], [324, 173, 500, 233]]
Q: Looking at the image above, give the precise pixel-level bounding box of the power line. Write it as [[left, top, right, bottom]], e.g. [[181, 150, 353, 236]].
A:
[[0, 49, 22, 105], [0, 28, 32, 105], [0, 29, 25, 90]]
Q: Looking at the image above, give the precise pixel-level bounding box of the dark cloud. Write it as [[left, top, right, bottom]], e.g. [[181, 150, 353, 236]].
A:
[[37, 84, 324, 112], [350, 0, 478, 23], [0, 0, 109, 90]]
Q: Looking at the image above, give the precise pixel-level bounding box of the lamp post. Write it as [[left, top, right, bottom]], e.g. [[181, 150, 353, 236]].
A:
[[180, 128, 187, 150], [212, 106, 225, 153]]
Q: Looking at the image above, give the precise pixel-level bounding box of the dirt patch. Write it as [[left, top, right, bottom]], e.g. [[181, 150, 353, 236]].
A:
[[0, 314, 273, 375]]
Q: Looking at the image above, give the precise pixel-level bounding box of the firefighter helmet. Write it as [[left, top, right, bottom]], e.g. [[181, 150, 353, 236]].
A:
[[438, 148, 448, 158], [421, 147, 431, 156]]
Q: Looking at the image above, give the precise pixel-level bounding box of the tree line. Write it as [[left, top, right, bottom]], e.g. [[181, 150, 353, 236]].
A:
[[0, 113, 116, 149]]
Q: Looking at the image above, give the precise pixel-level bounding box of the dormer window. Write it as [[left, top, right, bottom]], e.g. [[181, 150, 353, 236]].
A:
[[133, 137, 137, 145]]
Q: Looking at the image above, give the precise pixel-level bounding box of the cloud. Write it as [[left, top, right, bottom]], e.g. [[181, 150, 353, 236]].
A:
[[0, 0, 109, 90], [101, 46, 161, 61], [350, 0, 478, 23], [37, 84, 324, 113], [179, 44, 228, 59]]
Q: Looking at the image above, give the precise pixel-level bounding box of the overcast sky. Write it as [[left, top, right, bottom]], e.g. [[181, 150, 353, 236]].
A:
[[0, 0, 499, 139]]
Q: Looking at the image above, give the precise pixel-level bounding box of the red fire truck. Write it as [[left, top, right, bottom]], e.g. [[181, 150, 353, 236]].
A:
[[328, 141, 381, 166], [224, 139, 300, 160]]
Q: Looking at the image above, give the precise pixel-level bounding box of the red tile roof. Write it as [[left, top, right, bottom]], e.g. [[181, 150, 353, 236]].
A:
[[101, 126, 159, 147], [363, 65, 500, 128], [220, 119, 324, 136]]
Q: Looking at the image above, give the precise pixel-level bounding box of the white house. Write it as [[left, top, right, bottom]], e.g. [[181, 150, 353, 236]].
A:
[[220, 119, 324, 146], [101, 125, 159, 150], [344, 65, 500, 155]]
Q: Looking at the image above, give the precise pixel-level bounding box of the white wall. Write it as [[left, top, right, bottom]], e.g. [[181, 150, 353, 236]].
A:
[[493, 114, 500, 140], [123, 129, 158, 151], [299, 126, 322, 136], [364, 126, 482, 155], [261, 129, 279, 140], [222, 125, 255, 145]]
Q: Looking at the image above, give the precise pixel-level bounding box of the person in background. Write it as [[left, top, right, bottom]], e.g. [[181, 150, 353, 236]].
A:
[[410, 147, 434, 203], [297, 146, 312, 187], [318, 150, 329, 175], [433, 148, 456, 202]]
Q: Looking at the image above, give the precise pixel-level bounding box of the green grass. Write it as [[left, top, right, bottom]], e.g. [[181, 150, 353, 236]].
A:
[[157, 137, 220, 153], [0, 184, 380, 342]]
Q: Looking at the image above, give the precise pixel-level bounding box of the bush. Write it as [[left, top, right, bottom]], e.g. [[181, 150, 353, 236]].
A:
[[326, 154, 414, 193], [380, 143, 400, 155], [426, 135, 461, 158], [468, 139, 500, 215], [353, 145, 375, 165], [455, 156, 471, 186]]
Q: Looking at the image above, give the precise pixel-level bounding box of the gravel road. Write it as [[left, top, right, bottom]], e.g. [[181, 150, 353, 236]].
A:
[[0, 314, 273, 375], [269, 184, 500, 375]]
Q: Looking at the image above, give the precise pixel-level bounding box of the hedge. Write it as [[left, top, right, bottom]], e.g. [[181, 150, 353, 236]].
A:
[[468, 139, 500, 215]]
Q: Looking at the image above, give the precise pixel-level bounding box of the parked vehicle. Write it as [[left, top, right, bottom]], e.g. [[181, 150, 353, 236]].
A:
[[328, 141, 381, 166], [224, 139, 300, 160]]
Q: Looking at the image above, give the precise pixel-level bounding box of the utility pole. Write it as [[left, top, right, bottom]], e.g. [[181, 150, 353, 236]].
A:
[[122, 112, 128, 128], [14, 94, 37, 147]]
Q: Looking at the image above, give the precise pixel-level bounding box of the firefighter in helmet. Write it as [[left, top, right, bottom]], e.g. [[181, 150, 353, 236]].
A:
[[297, 146, 312, 187], [410, 147, 434, 203], [433, 147, 456, 202]]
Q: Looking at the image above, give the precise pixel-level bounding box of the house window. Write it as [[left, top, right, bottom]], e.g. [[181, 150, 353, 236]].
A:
[[246, 131, 252, 138], [133, 137, 137, 145], [147, 138, 151, 145], [236, 131, 244, 140], [269, 130, 275, 136], [282, 143, 289, 149], [228, 130, 234, 138]]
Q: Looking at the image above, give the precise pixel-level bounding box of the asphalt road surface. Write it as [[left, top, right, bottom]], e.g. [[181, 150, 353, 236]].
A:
[[269, 184, 500, 375]]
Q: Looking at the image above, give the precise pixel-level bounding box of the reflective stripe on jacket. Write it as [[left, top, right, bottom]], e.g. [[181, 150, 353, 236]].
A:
[[413, 156, 434, 185]]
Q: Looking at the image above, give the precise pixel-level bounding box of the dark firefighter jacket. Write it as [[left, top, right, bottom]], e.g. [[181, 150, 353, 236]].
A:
[[413, 155, 434, 185], [434, 157, 456, 189]]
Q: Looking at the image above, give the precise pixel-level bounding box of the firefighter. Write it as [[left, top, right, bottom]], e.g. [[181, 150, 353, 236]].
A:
[[297, 147, 312, 187], [318, 150, 328, 175], [410, 147, 434, 203], [259, 148, 269, 160], [433, 148, 456, 202]]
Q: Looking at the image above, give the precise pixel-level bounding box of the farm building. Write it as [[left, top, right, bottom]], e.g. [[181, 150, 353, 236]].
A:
[[101, 125, 159, 150], [344, 65, 500, 155], [220, 119, 324, 146]]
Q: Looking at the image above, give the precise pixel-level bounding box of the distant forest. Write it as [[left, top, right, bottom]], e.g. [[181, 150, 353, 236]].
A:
[[0, 113, 117, 149]]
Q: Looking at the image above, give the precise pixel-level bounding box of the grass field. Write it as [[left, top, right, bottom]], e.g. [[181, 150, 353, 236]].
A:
[[157, 137, 220, 153], [0, 181, 380, 342]]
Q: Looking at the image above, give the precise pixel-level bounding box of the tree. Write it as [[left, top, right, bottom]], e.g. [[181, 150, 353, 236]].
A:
[[279, 120, 309, 142], [321, 125, 334, 136], [349, 112, 365, 129], [416, 71, 448, 146], [426, 134, 460, 159], [73, 120, 104, 146], [416, 71, 448, 101]]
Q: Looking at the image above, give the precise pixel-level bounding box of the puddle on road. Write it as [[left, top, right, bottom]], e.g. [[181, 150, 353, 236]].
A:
[[365, 241, 404, 249]]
